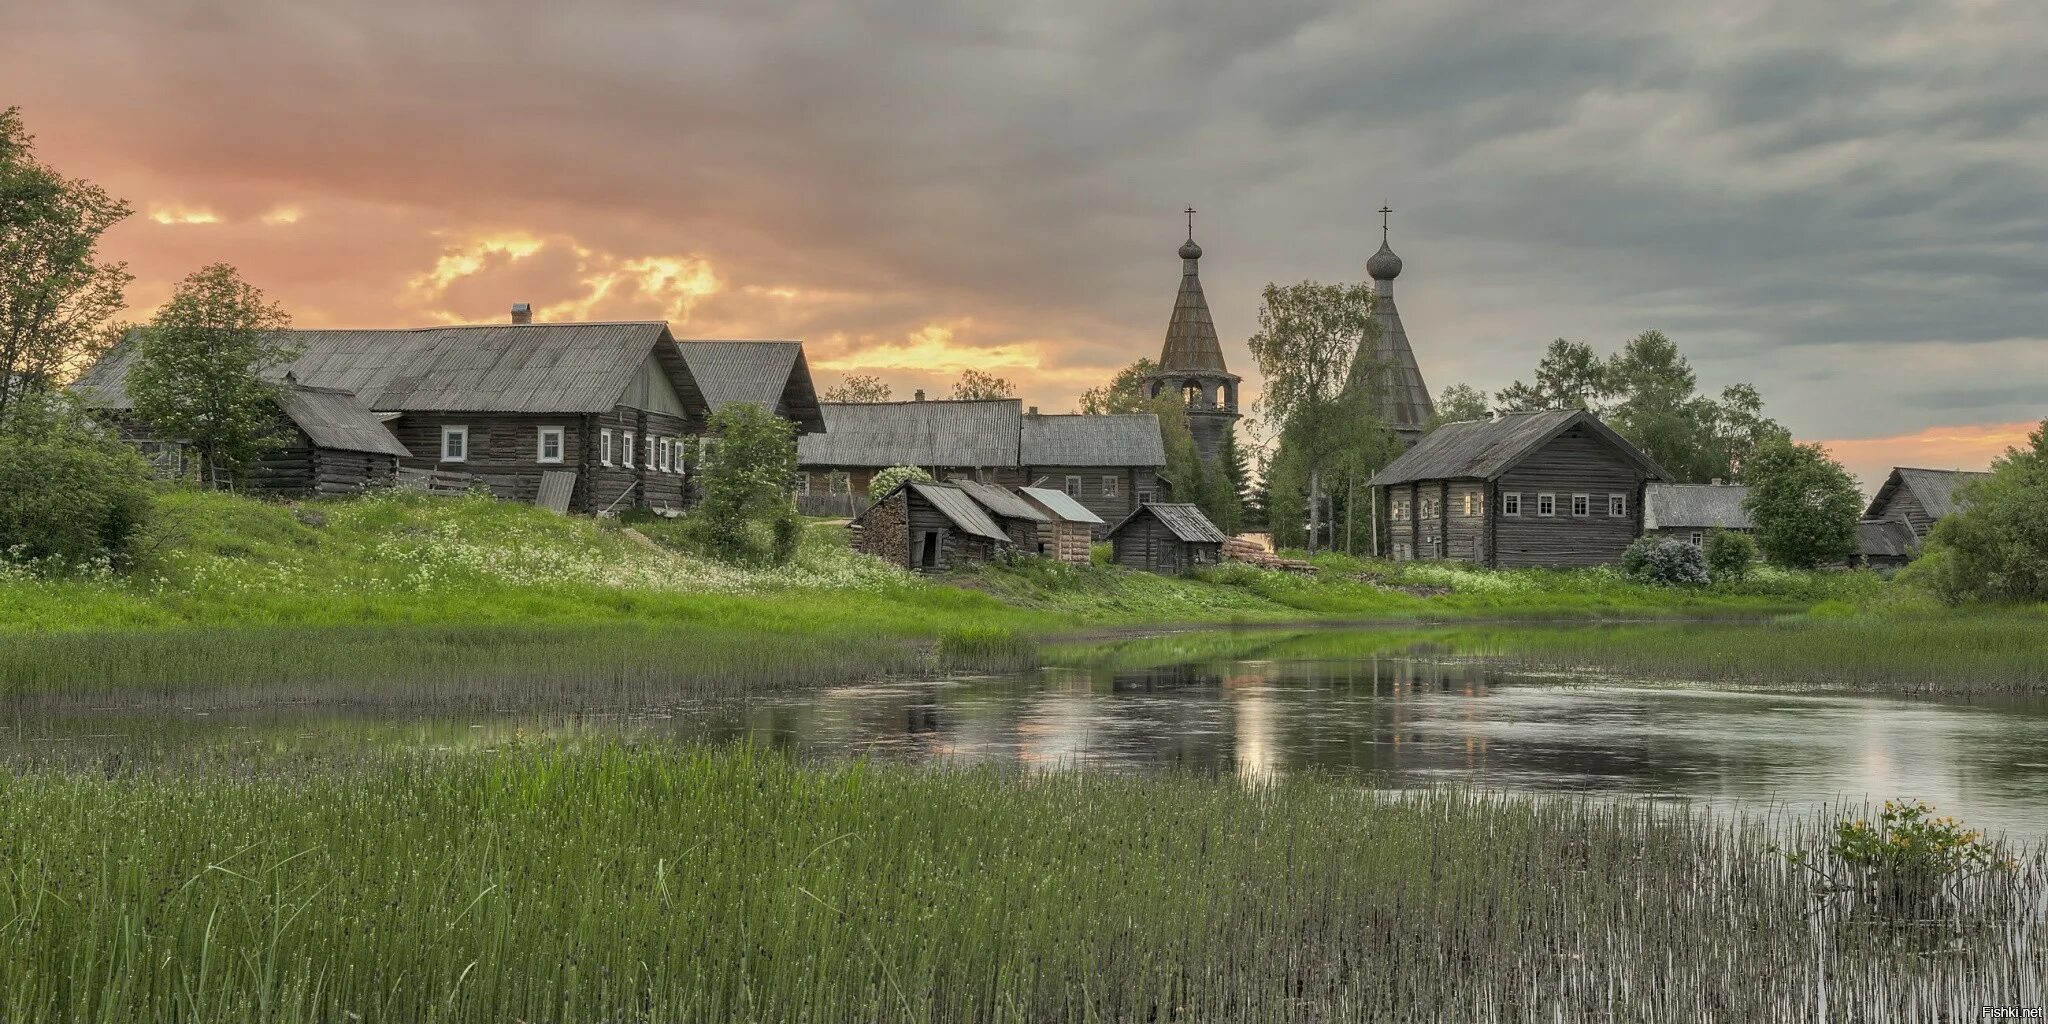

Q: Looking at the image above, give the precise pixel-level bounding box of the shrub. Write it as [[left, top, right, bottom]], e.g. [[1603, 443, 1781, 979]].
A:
[[0, 417, 153, 571], [1704, 530, 1757, 582], [1773, 800, 2013, 920], [686, 405, 802, 567], [1620, 536, 1710, 586], [868, 465, 932, 504], [1909, 419, 2048, 604]]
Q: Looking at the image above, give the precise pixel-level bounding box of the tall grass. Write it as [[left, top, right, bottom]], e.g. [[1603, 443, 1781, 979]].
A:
[[0, 744, 2038, 1022]]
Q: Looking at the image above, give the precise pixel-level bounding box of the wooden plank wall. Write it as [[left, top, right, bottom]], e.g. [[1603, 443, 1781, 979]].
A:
[[1491, 426, 1646, 568]]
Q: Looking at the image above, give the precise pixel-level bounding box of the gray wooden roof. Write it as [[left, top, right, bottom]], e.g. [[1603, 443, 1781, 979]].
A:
[[947, 478, 1048, 521], [1643, 483, 1751, 531], [1108, 502, 1229, 544], [1368, 409, 1669, 487], [73, 322, 705, 416], [1021, 413, 1166, 466], [1018, 486, 1105, 525], [1865, 466, 1992, 521], [1156, 236, 1231, 374], [275, 385, 411, 457], [908, 482, 1011, 541], [1858, 518, 1919, 559], [674, 340, 824, 432]]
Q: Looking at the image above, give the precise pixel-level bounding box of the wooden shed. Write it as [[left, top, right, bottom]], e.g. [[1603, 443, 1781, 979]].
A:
[[948, 478, 1049, 551], [1642, 482, 1751, 547], [1864, 467, 1990, 541], [1106, 502, 1228, 575], [1368, 409, 1670, 568], [1855, 519, 1919, 572], [1017, 485, 1104, 564], [247, 384, 413, 497], [850, 480, 1012, 572]]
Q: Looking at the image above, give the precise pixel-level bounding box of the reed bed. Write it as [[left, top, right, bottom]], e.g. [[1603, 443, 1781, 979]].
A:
[[0, 744, 2038, 1022]]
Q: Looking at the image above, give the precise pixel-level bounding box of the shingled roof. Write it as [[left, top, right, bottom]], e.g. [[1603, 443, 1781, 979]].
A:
[[1155, 234, 1231, 374], [947, 478, 1048, 522], [72, 322, 707, 416], [1108, 502, 1230, 544], [1865, 467, 1992, 521], [1347, 227, 1435, 435], [907, 482, 1010, 541], [1643, 483, 1751, 531], [1858, 519, 1919, 560], [797, 401, 1166, 470], [1018, 486, 1105, 525], [674, 340, 824, 432], [1021, 413, 1166, 467], [1368, 409, 1669, 487], [274, 385, 411, 457]]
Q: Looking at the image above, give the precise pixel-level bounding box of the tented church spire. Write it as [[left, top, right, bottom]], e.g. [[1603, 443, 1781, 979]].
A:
[[1350, 204, 1435, 445], [1145, 208, 1240, 468]]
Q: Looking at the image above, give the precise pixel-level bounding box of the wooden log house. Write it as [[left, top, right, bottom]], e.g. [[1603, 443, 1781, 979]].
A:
[[1368, 409, 1670, 568], [1641, 482, 1751, 547], [1016, 485, 1104, 564], [947, 478, 1050, 551], [850, 480, 1012, 572], [1106, 502, 1228, 575], [1863, 467, 1991, 541]]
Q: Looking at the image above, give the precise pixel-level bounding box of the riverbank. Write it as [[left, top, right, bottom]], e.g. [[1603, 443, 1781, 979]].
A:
[[1, 742, 2036, 1022]]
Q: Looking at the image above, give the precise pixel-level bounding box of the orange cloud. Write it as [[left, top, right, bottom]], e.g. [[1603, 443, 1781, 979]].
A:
[[1817, 420, 2038, 492], [148, 204, 221, 225], [812, 321, 1043, 374]]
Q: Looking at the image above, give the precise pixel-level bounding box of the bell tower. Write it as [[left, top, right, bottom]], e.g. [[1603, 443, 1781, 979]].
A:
[[1144, 208, 1241, 468]]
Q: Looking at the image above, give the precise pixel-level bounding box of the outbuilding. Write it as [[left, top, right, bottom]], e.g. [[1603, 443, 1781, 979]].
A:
[[1864, 467, 1990, 541], [1856, 519, 1919, 572], [850, 480, 1012, 572], [1642, 482, 1751, 548], [1017, 485, 1104, 564], [1106, 502, 1228, 575], [948, 478, 1049, 551]]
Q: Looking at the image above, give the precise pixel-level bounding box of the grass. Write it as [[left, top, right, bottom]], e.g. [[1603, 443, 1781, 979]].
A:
[[0, 743, 2037, 1022]]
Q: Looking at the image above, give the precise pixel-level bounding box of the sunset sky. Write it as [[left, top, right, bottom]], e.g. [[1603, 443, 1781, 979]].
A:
[[6, 0, 2044, 489]]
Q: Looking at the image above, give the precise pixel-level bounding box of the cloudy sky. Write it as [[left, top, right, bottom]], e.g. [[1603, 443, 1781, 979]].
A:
[[6, 0, 2044, 486]]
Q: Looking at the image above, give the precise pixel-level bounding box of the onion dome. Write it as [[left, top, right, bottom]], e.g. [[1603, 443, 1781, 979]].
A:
[[1367, 240, 1403, 281], [1179, 238, 1203, 260]]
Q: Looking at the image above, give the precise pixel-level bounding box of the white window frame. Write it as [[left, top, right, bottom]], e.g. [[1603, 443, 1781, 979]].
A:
[[1537, 493, 1556, 517], [1102, 475, 1119, 498], [537, 425, 565, 464], [1392, 499, 1408, 522], [793, 472, 810, 497], [1572, 493, 1590, 517], [600, 428, 613, 467], [1690, 530, 1705, 546], [647, 435, 657, 470], [441, 425, 469, 463], [1502, 492, 1521, 517], [1065, 475, 1082, 498], [1609, 494, 1627, 517], [658, 437, 671, 473], [622, 431, 635, 468]]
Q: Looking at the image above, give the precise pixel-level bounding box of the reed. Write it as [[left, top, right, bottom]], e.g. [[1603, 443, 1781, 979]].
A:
[[0, 744, 2037, 1022]]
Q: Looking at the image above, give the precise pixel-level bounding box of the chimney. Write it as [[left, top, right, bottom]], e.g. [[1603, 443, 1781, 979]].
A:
[[1028, 406, 1039, 415], [1711, 477, 1724, 486], [510, 303, 533, 325], [913, 389, 925, 402]]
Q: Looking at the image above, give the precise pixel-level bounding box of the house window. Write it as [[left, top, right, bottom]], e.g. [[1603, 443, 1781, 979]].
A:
[[1461, 492, 1483, 517], [793, 473, 810, 497], [600, 429, 613, 466], [1137, 490, 1154, 505], [537, 426, 564, 464], [1103, 476, 1119, 498], [1065, 475, 1082, 498], [647, 435, 656, 469], [1572, 494, 1590, 517], [1609, 494, 1628, 517], [1421, 497, 1437, 520], [441, 425, 469, 462], [1689, 530, 1705, 546], [828, 472, 851, 496], [1392, 499, 1408, 522], [658, 437, 671, 473], [1502, 493, 1521, 517], [1537, 493, 1556, 517], [622, 431, 635, 468]]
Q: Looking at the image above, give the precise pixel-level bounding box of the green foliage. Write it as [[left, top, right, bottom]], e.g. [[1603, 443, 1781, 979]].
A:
[[1152, 396, 1241, 534], [821, 373, 892, 403], [868, 463, 933, 503], [1774, 800, 2013, 918], [950, 367, 1013, 400], [0, 394, 151, 571], [125, 263, 296, 489], [1705, 529, 1758, 582], [1621, 536, 1711, 586], [687, 404, 803, 566], [1078, 357, 1157, 414], [0, 106, 133, 422], [1910, 420, 2048, 604], [1743, 438, 1862, 568], [1427, 382, 1490, 430]]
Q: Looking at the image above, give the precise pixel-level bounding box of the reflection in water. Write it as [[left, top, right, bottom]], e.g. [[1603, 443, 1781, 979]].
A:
[[8, 635, 2048, 840]]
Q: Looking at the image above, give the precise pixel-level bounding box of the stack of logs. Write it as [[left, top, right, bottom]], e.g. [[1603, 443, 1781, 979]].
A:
[[1221, 537, 1317, 573]]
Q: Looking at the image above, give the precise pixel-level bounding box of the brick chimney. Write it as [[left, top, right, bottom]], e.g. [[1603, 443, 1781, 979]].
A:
[[913, 389, 925, 402], [511, 303, 533, 325]]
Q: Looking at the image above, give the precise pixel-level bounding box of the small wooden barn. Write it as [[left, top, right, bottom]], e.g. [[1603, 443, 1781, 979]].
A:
[[850, 480, 1012, 572], [1642, 482, 1751, 547], [948, 478, 1049, 551], [1856, 519, 1919, 572], [249, 384, 413, 497], [1369, 409, 1669, 568], [1017, 485, 1103, 564], [1106, 502, 1228, 574], [1864, 467, 1991, 541]]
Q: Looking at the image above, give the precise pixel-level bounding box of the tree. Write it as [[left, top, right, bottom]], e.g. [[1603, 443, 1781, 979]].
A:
[[1078, 358, 1157, 414], [1215, 425, 1251, 517], [1246, 280, 1387, 554], [1428, 382, 1490, 431], [868, 464, 932, 503], [1709, 383, 1790, 482], [0, 391, 152, 570], [688, 403, 803, 566], [950, 368, 1013, 401], [126, 264, 297, 489], [1910, 419, 2048, 603], [1495, 339, 1607, 413], [0, 106, 134, 424], [823, 374, 892, 403], [1741, 438, 1861, 568], [1705, 529, 1758, 583]]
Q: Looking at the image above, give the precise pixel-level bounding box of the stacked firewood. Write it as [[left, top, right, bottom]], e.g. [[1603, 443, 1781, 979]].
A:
[[1222, 537, 1318, 573]]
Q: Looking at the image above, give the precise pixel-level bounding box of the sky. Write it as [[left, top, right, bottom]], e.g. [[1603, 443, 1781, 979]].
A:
[[5, 0, 2044, 489]]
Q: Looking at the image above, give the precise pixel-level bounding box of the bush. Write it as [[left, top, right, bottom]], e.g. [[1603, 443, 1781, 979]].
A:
[[1704, 530, 1757, 582], [1743, 439, 1861, 568], [687, 405, 802, 567], [868, 464, 933, 504], [1909, 419, 2048, 604], [1620, 536, 1710, 586], [0, 429, 153, 572]]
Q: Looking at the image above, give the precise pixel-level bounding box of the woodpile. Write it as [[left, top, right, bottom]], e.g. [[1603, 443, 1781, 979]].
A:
[[1222, 537, 1317, 573]]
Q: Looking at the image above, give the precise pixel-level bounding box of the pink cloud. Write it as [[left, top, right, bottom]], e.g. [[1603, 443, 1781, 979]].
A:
[[1817, 420, 2039, 494]]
